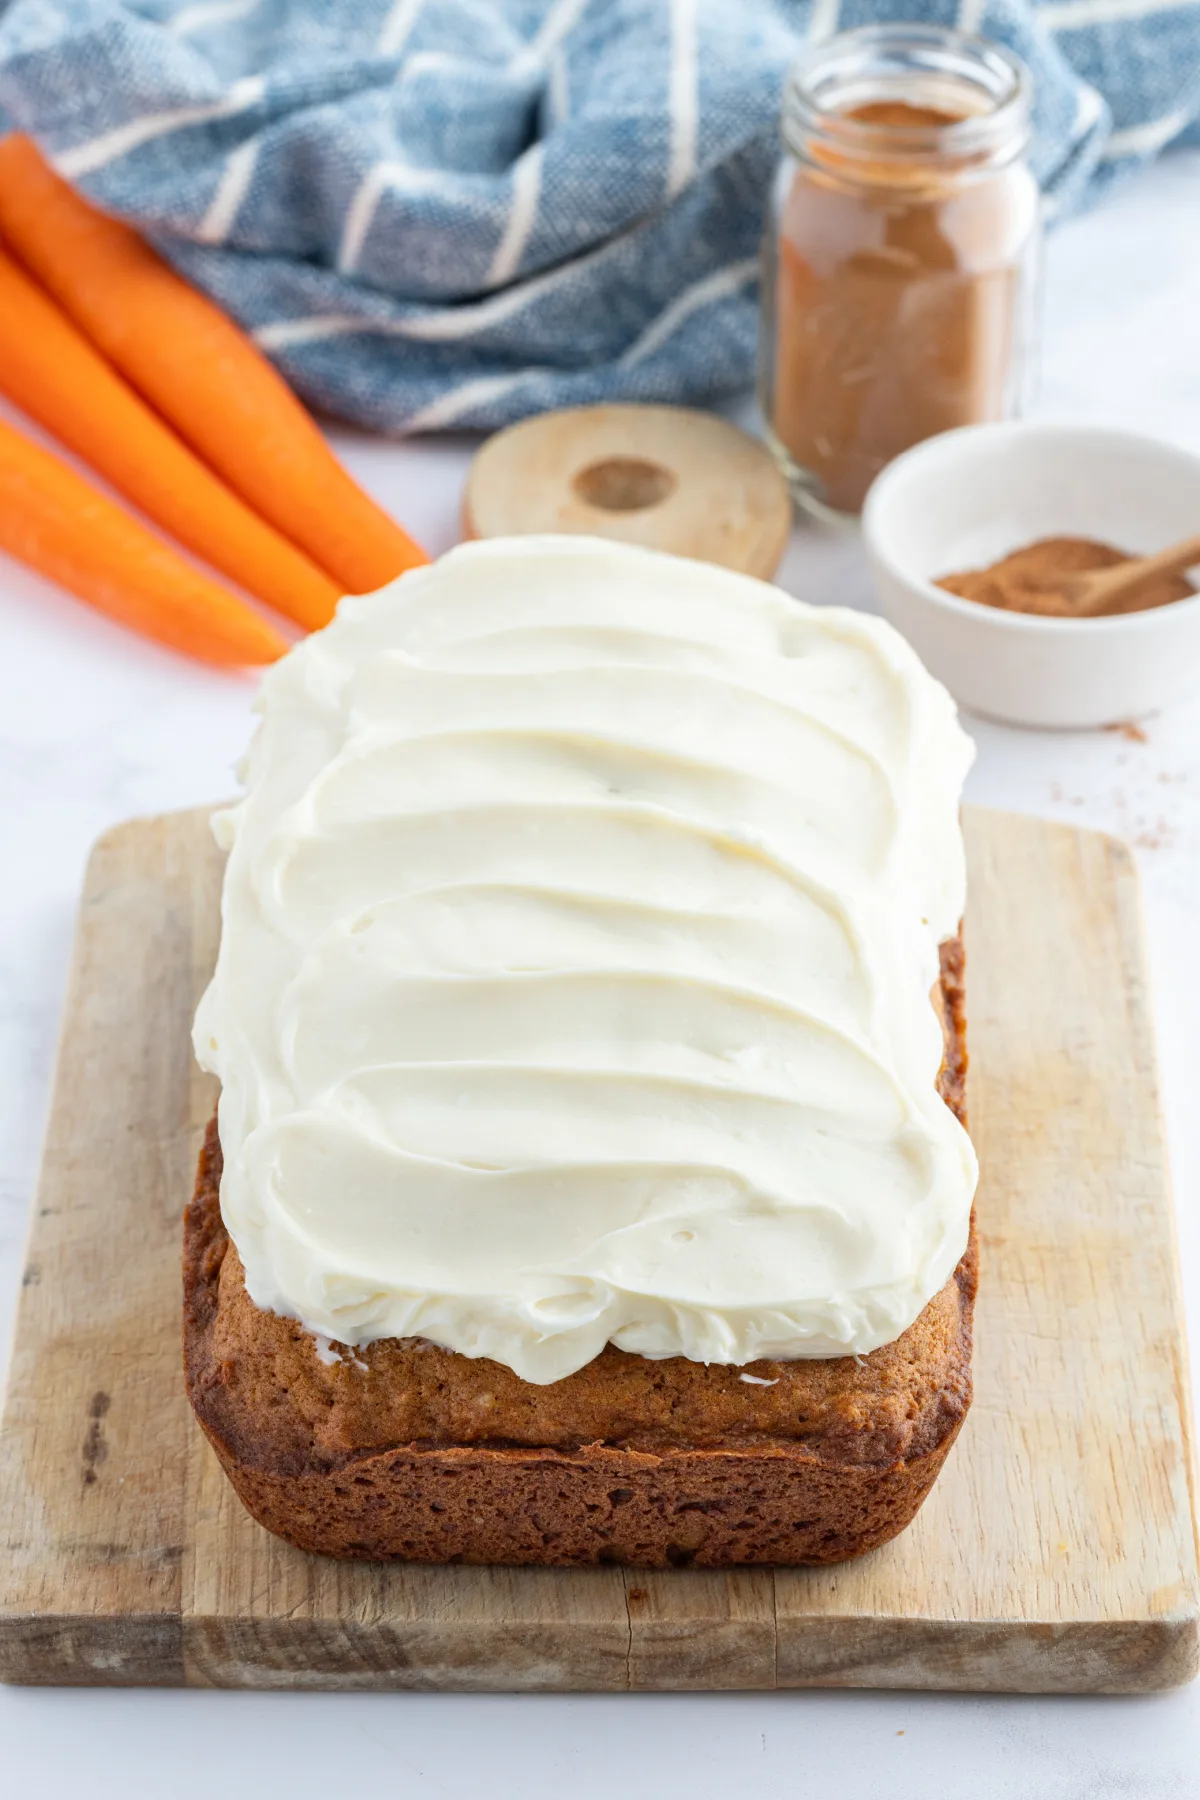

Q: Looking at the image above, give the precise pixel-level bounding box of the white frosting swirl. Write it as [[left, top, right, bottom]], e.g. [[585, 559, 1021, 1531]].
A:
[[194, 537, 977, 1384]]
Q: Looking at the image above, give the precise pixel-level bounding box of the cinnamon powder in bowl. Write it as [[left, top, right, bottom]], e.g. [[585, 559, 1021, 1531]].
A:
[[936, 536, 1196, 619], [861, 422, 1200, 727]]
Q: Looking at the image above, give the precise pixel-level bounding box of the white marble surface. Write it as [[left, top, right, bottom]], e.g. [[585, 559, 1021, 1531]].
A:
[[3, 149, 1200, 1797]]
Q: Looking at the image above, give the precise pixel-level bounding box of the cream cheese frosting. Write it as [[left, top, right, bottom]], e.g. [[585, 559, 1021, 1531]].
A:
[[194, 536, 978, 1385]]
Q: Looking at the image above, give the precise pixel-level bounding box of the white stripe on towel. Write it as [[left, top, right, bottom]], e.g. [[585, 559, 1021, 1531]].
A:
[[529, 0, 591, 62], [808, 0, 841, 43], [620, 257, 757, 367], [487, 143, 544, 288], [377, 0, 424, 56], [667, 0, 699, 199], [196, 138, 260, 243], [260, 252, 568, 345], [400, 50, 460, 82], [404, 370, 544, 432], [260, 248, 758, 357], [1101, 105, 1193, 159], [169, 0, 260, 33], [1073, 83, 1107, 135], [548, 45, 571, 124], [169, 0, 260, 35], [255, 315, 368, 350], [337, 160, 444, 275], [331, 242, 593, 339], [56, 76, 266, 179]]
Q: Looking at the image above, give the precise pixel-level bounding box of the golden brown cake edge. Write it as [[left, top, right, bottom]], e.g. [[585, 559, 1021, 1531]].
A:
[[182, 937, 975, 1567]]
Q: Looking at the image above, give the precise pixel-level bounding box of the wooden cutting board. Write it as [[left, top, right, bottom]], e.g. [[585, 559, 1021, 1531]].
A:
[[463, 404, 793, 579], [0, 806, 1196, 1693]]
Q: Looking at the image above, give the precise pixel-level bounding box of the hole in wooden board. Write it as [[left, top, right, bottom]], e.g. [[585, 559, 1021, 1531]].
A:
[[572, 456, 677, 513]]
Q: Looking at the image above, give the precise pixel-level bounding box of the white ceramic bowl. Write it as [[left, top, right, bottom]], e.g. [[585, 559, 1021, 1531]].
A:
[[861, 423, 1200, 727]]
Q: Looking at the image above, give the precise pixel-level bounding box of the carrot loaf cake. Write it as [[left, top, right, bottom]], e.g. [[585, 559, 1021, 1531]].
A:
[[185, 536, 978, 1566]]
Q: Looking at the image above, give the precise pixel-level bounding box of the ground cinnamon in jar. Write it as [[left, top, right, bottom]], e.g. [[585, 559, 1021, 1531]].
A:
[[761, 28, 1039, 518], [936, 536, 1196, 618]]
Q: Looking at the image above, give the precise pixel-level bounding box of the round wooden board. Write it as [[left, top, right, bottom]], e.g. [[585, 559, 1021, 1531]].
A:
[[463, 403, 793, 580]]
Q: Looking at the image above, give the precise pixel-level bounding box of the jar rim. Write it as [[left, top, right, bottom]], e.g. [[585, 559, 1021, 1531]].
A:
[[782, 24, 1032, 167]]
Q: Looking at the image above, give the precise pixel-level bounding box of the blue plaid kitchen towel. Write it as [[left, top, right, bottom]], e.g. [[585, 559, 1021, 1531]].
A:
[[0, 0, 1196, 433]]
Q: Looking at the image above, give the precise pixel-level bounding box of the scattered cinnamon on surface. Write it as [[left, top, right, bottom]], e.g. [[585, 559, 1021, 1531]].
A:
[[1104, 720, 1148, 744], [936, 536, 1195, 619]]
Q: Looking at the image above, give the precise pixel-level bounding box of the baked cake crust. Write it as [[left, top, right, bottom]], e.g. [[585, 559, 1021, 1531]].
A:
[[183, 938, 974, 1567]]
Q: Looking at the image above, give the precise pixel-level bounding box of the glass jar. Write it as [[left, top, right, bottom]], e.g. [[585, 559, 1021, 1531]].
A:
[[759, 25, 1040, 520]]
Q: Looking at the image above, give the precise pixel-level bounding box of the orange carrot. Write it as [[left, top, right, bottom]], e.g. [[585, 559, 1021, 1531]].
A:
[[0, 135, 427, 595], [0, 417, 286, 667], [0, 245, 341, 632]]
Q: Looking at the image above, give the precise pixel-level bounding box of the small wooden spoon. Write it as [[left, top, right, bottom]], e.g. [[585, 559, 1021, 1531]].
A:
[[1064, 532, 1200, 616]]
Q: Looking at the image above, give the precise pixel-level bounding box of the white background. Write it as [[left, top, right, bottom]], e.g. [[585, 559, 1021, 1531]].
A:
[[2, 149, 1200, 1798]]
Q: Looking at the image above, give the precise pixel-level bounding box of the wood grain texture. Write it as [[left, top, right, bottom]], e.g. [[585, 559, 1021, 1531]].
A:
[[462, 404, 793, 579], [0, 806, 1196, 1693]]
